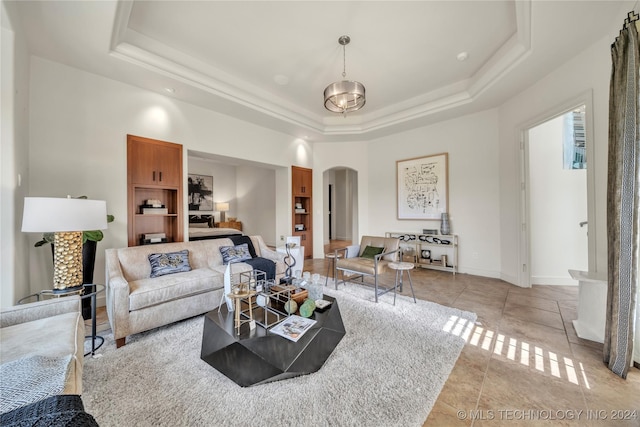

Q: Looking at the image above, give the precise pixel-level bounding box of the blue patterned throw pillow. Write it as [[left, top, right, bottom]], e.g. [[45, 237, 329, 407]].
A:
[[149, 250, 191, 278], [220, 243, 252, 264]]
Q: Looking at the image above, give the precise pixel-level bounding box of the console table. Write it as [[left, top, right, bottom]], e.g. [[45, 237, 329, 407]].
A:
[[386, 231, 459, 274]]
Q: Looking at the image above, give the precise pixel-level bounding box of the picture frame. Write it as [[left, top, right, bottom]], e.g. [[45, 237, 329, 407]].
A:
[[397, 153, 448, 220], [188, 174, 214, 211]]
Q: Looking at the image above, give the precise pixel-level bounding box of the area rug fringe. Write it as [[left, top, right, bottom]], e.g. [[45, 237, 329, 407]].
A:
[[83, 280, 476, 427]]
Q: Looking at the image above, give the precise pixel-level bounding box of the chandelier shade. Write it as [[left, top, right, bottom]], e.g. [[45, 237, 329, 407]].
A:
[[324, 80, 366, 113], [324, 35, 366, 116]]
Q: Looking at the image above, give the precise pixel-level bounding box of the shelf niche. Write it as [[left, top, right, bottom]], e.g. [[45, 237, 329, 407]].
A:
[[127, 135, 184, 246]]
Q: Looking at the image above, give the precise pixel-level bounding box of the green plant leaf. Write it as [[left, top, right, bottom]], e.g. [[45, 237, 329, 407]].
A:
[[84, 230, 104, 243], [34, 232, 55, 247]]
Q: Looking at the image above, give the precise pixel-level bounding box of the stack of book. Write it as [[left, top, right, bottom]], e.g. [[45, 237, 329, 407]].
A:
[[140, 233, 167, 245], [294, 208, 306, 213], [140, 203, 168, 214]]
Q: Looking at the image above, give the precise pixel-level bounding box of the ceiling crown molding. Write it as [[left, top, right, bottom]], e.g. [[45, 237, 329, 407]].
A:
[[110, 0, 531, 139]]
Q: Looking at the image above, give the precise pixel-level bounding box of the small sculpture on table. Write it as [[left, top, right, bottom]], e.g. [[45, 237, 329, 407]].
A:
[[280, 242, 297, 284]]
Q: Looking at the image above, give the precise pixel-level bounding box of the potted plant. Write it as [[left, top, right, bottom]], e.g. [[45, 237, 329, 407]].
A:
[[34, 196, 114, 319]]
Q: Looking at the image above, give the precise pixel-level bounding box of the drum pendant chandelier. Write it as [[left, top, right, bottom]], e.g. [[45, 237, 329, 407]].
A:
[[324, 35, 366, 116]]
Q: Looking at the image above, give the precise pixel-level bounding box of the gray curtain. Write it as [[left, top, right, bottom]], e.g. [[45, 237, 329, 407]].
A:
[[604, 14, 639, 379]]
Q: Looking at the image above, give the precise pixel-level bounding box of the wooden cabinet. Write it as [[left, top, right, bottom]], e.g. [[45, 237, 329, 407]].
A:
[[292, 166, 312, 259], [128, 135, 181, 187], [292, 165, 312, 195], [127, 135, 184, 246]]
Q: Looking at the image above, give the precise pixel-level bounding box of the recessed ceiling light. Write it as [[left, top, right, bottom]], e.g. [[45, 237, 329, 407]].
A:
[[165, 87, 176, 93], [274, 75, 289, 86], [457, 52, 469, 62]]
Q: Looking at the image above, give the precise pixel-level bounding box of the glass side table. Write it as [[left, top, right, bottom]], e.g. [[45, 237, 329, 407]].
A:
[[18, 284, 105, 357]]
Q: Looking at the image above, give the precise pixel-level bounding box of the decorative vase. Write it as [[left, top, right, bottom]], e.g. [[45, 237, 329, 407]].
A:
[[440, 212, 451, 235], [308, 278, 324, 301]]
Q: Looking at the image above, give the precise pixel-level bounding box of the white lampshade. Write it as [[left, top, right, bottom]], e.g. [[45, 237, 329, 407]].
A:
[[22, 197, 108, 232], [215, 202, 230, 212]]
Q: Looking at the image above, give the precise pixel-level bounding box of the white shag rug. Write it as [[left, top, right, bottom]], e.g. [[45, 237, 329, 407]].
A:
[[83, 282, 476, 426]]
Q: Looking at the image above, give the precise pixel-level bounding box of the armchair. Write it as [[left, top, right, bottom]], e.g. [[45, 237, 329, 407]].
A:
[[334, 235, 401, 302]]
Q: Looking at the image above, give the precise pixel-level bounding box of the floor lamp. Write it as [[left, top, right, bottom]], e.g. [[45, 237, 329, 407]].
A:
[[22, 197, 107, 292]]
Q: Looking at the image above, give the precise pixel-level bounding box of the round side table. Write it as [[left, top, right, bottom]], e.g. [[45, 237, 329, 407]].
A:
[[82, 284, 105, 356], [324, 252, 344, 287], [17, 284, 105, 356], [388, 262, 417, 305]]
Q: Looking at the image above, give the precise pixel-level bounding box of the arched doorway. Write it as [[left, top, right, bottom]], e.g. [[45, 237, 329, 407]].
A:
[[323, 167, 358, 249]]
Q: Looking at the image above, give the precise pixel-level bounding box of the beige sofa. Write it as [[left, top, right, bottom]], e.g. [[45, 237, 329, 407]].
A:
[[0, 296, 84, 412], [105, 235, 285, 347]]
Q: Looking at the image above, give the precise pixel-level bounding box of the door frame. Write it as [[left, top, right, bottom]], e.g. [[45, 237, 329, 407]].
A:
[[518, 90, 596, 287]]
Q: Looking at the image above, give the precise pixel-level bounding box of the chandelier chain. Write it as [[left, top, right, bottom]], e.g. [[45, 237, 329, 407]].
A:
[[323, 34, 365, 115], [342, 43, 346, 78]]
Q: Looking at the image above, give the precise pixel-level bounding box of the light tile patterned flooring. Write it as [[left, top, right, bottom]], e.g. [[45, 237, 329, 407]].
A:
[[310, 240, 640, 426], [92, 240, 640, 426]]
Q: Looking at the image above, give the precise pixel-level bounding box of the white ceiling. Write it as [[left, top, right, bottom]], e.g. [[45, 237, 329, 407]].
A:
[[9, 0, 634, 141]]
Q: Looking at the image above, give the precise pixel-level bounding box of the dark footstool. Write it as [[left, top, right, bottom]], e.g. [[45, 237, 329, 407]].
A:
[[0, 395, 98, 427]]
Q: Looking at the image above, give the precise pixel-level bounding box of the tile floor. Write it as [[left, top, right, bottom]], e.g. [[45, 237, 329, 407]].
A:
[[91, 241, 640, 426], [309, 241, 640, 426]]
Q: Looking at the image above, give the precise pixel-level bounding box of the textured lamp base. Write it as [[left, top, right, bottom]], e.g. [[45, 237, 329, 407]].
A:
[[53, 231, 83, 290]]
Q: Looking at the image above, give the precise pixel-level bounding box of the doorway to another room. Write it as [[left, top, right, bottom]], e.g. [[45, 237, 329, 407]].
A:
[[525, 104, 590, 286], [323, 168, 358, 252]]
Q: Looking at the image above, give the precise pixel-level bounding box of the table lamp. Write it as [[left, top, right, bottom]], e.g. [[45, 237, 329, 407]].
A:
[[215, 202, 230, 222], [22, 196, 108, 292]]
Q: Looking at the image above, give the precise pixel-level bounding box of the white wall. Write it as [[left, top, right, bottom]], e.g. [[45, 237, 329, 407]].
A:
[[368, 109, 502, 278], [1, 1, 31, 307], [236, 165, 277, 246], [22, 57, 309, 301], [335, 169, 349, 240], [529, 114, 588, 285], [498, 32, 615, 285]]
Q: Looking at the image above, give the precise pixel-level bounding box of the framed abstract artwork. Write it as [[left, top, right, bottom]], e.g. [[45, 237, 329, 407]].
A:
[[397, 153, 448, 220], [188, 174, 214, 211]]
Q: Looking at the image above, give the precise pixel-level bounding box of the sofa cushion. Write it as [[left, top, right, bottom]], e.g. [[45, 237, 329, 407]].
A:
[[115, 240, 232, 282], [337, 257, 390, 276], [219, 244, 252, 264], [149, 250, 191, 278], [0, 312, 82, 395], [129, 268, 222, 311], [359, 236, 400, 261], [361, 245, 385, 259]]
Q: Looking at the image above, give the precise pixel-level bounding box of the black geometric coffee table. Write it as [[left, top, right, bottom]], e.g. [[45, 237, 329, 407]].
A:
[[200, 296, 345, 387]]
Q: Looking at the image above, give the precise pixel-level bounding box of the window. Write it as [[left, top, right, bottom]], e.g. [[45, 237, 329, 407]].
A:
[[563, 105, 586, 169]]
